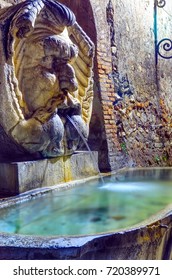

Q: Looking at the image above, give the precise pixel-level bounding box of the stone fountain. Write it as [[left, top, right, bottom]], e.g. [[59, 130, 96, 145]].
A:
[[0, 0, 172, 261], [0, 0, 98, 196]]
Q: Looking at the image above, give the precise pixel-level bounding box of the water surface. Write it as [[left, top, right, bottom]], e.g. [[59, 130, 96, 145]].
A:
[[0, 175, 172, 236]]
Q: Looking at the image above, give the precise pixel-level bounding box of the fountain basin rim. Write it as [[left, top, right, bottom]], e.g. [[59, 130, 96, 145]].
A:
[[2, 165, 172, 206], [0, 207, 171, 249], [0, 167, 172, 250], [0, 173, 106, 208]]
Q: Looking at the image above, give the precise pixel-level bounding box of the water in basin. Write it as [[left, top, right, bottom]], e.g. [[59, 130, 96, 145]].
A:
[[0, 174, 172, 236]]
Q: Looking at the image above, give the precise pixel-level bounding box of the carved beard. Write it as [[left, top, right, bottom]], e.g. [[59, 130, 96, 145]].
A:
[[11, 33, 88, 158]]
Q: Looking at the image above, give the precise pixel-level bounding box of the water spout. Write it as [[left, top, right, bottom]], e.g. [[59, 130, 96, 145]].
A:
[[66, 115, 104, 184]]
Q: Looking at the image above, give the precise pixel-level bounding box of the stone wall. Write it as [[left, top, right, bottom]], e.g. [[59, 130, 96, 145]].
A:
[[110, 0, 172, 168], [1, 0, 172, 171]]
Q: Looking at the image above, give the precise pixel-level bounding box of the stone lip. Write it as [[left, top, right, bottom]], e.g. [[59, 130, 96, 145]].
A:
[[0, 152, 99, 196], [0, 167, 172, 259]]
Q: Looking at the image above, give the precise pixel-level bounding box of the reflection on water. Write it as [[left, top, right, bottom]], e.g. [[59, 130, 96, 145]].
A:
[[0, 175, 172, 236]]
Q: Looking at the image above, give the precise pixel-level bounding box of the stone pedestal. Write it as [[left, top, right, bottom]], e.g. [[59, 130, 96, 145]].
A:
[[0, 152, 99, 196]]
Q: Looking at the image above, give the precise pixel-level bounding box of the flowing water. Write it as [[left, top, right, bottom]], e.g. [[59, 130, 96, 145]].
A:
[[66, 115, 104, 184], [0, 174, 172, 236]]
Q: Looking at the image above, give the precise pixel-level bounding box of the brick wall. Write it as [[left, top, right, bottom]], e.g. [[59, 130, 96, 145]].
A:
[[59, 0, 123, 171]]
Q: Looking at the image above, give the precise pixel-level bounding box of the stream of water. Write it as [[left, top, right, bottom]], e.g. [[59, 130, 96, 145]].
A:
[[66, 115, 104, 184]]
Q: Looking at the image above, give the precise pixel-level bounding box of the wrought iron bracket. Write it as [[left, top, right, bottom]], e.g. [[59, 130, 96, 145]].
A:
[[157, 38, 172, 59], [155, 0, 172, 63], [156, 0, 166, 8]]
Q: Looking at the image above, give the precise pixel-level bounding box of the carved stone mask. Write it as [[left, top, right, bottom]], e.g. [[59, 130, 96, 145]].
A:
[[0, 0, 94, 160]]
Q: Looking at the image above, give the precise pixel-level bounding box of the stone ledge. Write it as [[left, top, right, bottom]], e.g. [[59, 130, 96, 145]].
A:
[[0, 151, 99, 196]]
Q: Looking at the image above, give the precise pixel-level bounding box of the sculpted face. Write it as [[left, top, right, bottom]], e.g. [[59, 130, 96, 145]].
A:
[[21, 32, 79, 114], [0, 0, 94, 160]]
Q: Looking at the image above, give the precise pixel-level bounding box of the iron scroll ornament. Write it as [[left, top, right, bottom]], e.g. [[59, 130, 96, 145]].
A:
[[156, 0, 166, 8], [155, 0, 172, 62], [157, 38, 172, 59]]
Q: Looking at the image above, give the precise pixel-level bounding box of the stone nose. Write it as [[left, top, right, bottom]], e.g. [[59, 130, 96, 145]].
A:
[[58, 63, 78, 93]]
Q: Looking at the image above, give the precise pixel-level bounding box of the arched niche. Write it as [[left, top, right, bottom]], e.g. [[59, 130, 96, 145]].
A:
[[59, 0, 113, 171]]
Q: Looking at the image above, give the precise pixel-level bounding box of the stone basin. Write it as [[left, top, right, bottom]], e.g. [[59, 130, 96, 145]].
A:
[[0, 167, 172, 260]]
